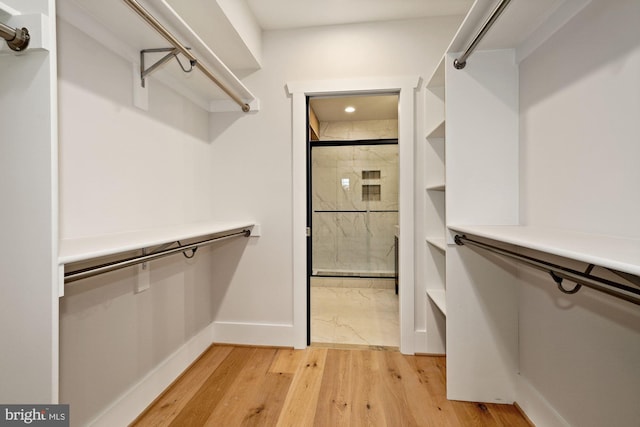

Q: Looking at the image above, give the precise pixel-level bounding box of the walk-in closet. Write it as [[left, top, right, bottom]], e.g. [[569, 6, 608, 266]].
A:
[[1, 0, 638, 425]]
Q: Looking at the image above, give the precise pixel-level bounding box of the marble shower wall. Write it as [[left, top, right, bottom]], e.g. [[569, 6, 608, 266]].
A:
[[312, 144, 398, 275], [318, 119, 398, 140]]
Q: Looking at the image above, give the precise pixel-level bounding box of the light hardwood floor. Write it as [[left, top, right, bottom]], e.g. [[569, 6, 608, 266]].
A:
[[131, 345, 532, 426]]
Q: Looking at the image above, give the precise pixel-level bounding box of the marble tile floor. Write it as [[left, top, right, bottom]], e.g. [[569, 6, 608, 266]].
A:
[[311, 279, 399, 349]]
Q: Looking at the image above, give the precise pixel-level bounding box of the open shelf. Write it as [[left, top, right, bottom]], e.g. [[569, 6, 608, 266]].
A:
[[59, 220, 255, 265], [426, 184, 446, 192], [448, 225, 640, 277], [426, 237, 446, 252], [58, 0, 258, 112], [426, 57, 445, 88], [427, 289, 447, 316], [426, 120, 445, 139]]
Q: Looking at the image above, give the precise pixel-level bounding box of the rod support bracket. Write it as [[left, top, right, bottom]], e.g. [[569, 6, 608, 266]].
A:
[[453, 59, 466, 70], [140, 47, 193, 88], [3, 26, 30, 51], [454, 234, 465, 245]]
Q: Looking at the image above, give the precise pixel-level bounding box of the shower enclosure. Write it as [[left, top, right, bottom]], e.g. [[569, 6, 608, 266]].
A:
[[311, 141, 398, 278]]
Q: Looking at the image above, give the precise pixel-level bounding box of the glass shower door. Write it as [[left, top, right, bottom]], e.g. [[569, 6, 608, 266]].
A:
[[311, 143, 398, 278]]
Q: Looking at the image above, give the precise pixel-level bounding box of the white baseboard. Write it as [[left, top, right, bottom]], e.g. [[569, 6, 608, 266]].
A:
[[212, 321, 295, 348], [516, 375, 570, 427], [88, 323, 215, 427], [413, 329, 428, 354], [86, 321, 294, 426]]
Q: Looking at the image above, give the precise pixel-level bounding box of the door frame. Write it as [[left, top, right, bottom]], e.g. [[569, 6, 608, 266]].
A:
[[287, 76, 421, 354]]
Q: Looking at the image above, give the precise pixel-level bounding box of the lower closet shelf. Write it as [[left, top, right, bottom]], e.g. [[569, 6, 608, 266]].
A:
[[448, 225, 640, 277], [58, 220, 255, 293], [427, 289, 447, 316]]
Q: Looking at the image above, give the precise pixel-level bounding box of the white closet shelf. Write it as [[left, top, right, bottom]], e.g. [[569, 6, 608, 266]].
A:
[[426, 184, 446, 192], [426, 237, 447, 252], [448, 225, 640, 277], [426, 120, 445, 139], [59, 0, 258, 113], [59, 220, 255, 265], [426, 289, 447, 316]]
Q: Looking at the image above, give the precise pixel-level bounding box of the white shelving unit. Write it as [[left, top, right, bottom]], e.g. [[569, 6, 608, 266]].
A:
[[424, 57, 447, 354], [58, 0, 259, 112], [0, 0, 59, 404], [431, 0, 598, 408]]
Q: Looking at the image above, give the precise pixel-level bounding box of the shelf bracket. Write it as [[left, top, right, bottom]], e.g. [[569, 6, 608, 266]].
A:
[[139, 47, 195, 88]]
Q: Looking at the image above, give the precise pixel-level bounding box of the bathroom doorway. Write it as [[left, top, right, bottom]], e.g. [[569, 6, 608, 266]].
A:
[[307, 94, 400, 348]]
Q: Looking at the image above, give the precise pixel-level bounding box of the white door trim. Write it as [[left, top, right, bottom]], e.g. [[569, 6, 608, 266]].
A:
[[286, 76, 421, 354]]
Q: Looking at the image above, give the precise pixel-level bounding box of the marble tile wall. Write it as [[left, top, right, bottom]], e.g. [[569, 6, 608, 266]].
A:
[[312, 144, 399, 275], [318, 119, 398, 140]]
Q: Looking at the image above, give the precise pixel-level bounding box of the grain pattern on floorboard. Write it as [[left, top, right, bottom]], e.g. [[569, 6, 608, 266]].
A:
[[131, 345, 532, 427]]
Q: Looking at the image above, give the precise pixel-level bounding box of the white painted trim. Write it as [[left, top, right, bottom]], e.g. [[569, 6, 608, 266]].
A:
[[414, 329, 428, 354], [88, 322, 215, 427], [49, 0, 60, 403], [286, 76, 421, 353], [516, 375, 571, 427], [212, 321, 296, 348]]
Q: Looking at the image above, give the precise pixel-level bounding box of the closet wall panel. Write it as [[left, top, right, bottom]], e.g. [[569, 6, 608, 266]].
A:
[[518, 1, 640, 425]]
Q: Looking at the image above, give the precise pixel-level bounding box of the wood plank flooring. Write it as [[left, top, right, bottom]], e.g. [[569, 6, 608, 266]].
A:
[[131, 345, 532, 427]]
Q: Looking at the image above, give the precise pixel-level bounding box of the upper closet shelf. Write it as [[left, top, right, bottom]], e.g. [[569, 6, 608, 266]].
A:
[[59, 0, 259, 113], [448, 225, 640, 277], [446, 0, 591, 63], [59, 220, 255, 266]]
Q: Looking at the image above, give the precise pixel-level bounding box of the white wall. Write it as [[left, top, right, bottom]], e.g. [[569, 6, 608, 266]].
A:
[[206, 16, 463, 344], [57, 17, 251, 425], [56, 13, 463, 423], [518, 0, 640, 425], [58, 20, 213, 238]]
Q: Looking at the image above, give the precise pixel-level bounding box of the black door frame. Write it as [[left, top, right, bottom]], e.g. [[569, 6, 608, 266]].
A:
[[305, 95, 399, 344]]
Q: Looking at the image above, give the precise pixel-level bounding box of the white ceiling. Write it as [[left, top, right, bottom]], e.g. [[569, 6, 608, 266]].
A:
[[247, 1, 472, 121], [310, 95, 398, 122], [246, 0, 473, 31]]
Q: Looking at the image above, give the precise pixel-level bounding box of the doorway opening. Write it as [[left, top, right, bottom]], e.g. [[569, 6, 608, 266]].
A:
[[307, 94, 400, 348]]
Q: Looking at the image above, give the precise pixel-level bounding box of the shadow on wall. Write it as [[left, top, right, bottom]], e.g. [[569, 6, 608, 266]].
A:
[[208, 236, 253, 318], [57, 18, 219, 143], [520, 0, 640, 109], [516, 252, 640, 334]]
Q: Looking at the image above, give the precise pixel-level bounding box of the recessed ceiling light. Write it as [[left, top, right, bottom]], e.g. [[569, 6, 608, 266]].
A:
[[344, 106, 356, 113]]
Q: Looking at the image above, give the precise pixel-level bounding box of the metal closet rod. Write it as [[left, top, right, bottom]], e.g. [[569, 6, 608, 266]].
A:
[[0, 21, 30, 51], [65, 229, 251, 284], [122, 0, 251, 112], [453, 0, 512, 70], [454, 234, 640, 306]]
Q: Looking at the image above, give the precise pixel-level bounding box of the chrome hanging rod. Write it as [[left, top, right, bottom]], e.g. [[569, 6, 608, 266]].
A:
[[122, 0, 251, 112], [0, 21, 29, 51], [454, 234, 640, 306], [65, 229, 251, 284], [453, 0, 512, 70]]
